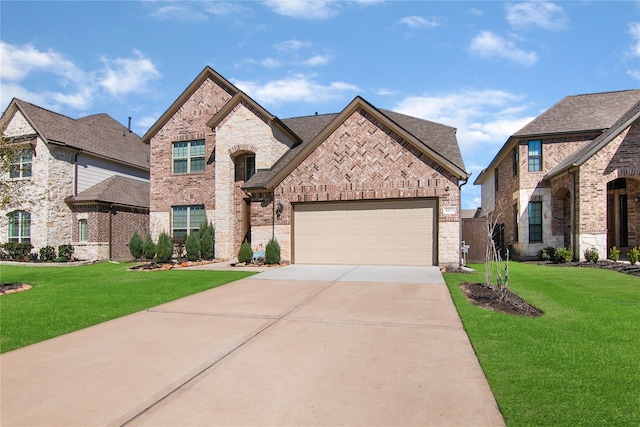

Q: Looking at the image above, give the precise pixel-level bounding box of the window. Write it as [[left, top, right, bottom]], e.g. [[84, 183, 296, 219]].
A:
[[8, 211, 31, 243], [513, 204, 519, 242], [79, 219, 88, 242], [245, 155, 256, 181], [173, 140, 205, 174], [528, 140, 542, 172], [512, 147, 519, 176], [172, 205, 205, 239], [528, 201, 542, 242], [9, 147, 33, 178]]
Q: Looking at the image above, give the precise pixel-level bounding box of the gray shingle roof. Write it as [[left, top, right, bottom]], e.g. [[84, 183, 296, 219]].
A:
[[546, 99, 640, 179], [244, 105, 466, 190], [12, 99, 149, 170], [66, 176, 150, 208], [514, 89, 640, 137]]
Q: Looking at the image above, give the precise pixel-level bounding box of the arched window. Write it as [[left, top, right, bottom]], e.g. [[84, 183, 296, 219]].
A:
[[8, 211, 31, 243]]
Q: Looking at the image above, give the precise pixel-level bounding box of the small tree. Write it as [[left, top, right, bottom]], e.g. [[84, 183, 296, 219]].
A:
[[265, 238, 281, 264], [609, 246, 620, 262], [155, 232, 173, 263], [185, 231, 201, 261], [199, 222, 214, 260], [142, 234, 156, 260], [237, 240, 253, 264], [129, 232, 143, 259], [628, 246, 640, 265]]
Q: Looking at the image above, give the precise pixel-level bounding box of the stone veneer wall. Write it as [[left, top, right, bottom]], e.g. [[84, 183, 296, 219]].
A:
[[1, 111, 75, 252], [252, 108, 462, 266]]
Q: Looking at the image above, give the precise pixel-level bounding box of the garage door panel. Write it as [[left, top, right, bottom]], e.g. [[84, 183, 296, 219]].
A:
[[293, 199, 437, 266]]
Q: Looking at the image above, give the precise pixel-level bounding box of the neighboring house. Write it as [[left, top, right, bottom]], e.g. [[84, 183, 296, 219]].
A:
[[1, 99, 150, 260], [143, 67, 469, 266], [474, 90, 640, 261]]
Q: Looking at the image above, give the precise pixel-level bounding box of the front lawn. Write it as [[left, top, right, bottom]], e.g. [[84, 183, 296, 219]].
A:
[[444, 262, 640, 426], [0, 262, 255, 353]]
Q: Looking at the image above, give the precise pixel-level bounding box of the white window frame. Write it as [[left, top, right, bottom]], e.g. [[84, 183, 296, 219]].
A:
[[245, 154, 256, 182], [9, 147, 33, 179], [172, 140, 205, 174], [79, 219, 88, 242], [172, 205, 205, 239], [8, 210, 31, 243]]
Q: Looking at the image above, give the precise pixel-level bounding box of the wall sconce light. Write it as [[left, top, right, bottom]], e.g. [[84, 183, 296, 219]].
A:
[[635, 195, 640, 204], [276, 202, 284, 218]]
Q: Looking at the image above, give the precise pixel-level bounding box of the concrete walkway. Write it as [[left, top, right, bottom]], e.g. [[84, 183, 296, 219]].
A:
[[1, 265, 504, 426]]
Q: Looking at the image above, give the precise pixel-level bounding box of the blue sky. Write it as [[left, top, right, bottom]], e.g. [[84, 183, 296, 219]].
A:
[[2, 0, 639, 208]]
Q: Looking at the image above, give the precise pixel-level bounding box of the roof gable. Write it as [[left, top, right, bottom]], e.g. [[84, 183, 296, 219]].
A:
[[244, 96, 468, 190], [546, 100, 640, 179], [142, 66, 239, 143], [2, 98, 149, 170]]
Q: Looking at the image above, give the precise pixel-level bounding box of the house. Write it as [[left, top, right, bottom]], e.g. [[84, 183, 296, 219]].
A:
[[474, 90, 640, 261], [0, 99, 150, 260], [143, 67, 469, 266]]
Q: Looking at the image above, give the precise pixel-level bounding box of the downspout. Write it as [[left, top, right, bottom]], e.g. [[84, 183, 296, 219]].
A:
[[109, 203, 114, 260], [458, 175, 470, 267], [73, 150, 82, 196], [569, 168, 578, 261]]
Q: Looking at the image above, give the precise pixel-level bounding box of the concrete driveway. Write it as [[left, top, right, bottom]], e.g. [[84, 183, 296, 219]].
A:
[[1, 265, 504, 426]]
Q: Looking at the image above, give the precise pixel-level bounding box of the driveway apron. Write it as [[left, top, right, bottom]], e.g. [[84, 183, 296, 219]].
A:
[[1, 265, 504, 426]]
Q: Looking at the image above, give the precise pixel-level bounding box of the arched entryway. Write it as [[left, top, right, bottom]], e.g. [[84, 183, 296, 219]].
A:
[[607, 177, 640, 251], [552, 187, 572, 249]]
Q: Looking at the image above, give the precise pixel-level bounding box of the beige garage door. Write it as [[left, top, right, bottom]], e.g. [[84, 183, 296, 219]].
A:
[[293, 199, 437, 266]]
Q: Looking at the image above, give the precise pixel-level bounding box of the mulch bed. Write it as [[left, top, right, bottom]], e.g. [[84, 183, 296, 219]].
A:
[[460, 282, 543, 317], [0, 283, 32, 295]]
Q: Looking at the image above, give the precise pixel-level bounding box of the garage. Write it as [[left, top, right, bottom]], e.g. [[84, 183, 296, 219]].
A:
[[293, 199, 437, 266]]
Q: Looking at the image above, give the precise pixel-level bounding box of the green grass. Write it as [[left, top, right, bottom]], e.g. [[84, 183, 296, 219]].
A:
[[444, 262, 640, 426], [0, 262, 255, 353]]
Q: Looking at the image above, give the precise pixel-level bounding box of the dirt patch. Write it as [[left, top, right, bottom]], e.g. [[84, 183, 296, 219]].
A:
[[0, 283, 32, 295], [460, 282, 543, 317]]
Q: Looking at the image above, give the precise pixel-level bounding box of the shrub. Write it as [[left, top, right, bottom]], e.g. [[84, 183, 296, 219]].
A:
[[199, 223, 214, 260], [1, 242, 33, 261], [237, 240, 253, 264], [155, 232, 173, 263], [554, 247, 574, 264], [39, 245, 56, 262], [609, 246, 620, 262], [57, 244, 74, 262], [185, 232, 201, 261], [265, 238, 281, 265], [584, 247, 599, 263], [142, 234, 156, 260], [30, 252, 39, 261], [172, 238, 186, 259], [538, 246, 556, 261], [129, 232, 143, 259], [628, 246, 640, 265]]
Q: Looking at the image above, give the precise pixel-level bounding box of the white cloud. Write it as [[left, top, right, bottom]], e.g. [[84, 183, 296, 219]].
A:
[[393, 89, 534, 155], [0, 41, 96, 110], [398, 16, 439, 29], [274, 39, 312, 51], [99, 50, 161, 97], [469, 31, 538, 66], [234, 74, 359, 105], [505, 1, 567, 30], [303, 55, 332, 67], [202, 2, 248, 17], [151, 4, 208, 22], [263, 0, 337, 19], [260, 57, 281, 68], [629, 22, 640, 57]]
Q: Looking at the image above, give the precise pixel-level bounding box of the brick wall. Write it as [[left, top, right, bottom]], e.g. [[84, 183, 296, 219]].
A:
[[259, 108, 461, 264], [149, 77, 233, 238]]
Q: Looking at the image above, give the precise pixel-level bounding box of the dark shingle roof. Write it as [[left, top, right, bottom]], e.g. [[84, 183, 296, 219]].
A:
[[380, 109, 463, 171], [12, 99, 149, 170], [514, 89, 640, 137], [66, 176, 149, 208], [244, 105, 466, 190], [546, 99, 640, 179]]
